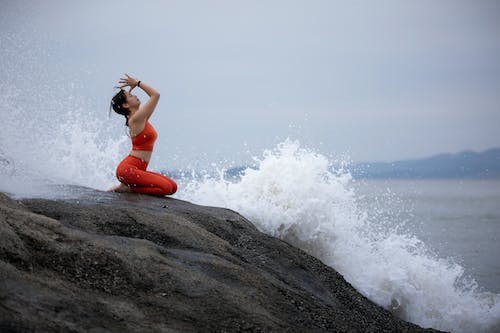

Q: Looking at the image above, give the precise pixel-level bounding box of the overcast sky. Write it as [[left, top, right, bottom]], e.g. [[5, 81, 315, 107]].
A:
[[1, 0, 500, 168]]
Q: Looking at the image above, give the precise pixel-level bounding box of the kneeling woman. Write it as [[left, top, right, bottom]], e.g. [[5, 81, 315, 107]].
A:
[[108, 74, 177, 196]]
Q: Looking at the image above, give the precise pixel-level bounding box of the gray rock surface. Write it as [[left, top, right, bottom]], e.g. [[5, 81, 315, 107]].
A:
[[0, 190, 442, 332]]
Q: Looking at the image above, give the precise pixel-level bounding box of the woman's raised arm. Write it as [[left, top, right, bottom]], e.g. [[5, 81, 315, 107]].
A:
[[119, 74, 160, 123]]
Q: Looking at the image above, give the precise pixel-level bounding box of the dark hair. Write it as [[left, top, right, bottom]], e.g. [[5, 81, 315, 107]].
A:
[[110, 89, 130, 126]]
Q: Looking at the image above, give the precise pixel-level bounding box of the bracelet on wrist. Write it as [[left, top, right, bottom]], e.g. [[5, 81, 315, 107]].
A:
[[137, 81, 141, 88]]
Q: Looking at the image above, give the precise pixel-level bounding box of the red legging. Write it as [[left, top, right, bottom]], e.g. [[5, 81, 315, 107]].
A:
[[116, 155, 177, 196]]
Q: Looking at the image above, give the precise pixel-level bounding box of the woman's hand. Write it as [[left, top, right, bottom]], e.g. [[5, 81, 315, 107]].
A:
[[118, 74, 139, 91]]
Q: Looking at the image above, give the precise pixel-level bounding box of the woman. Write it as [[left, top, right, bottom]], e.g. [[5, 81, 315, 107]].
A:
[[108, 74, 177, 196]]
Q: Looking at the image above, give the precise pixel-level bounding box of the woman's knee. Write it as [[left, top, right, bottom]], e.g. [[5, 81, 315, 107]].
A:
[[170, 179, 177, 194], [161, 179, 177, 195]]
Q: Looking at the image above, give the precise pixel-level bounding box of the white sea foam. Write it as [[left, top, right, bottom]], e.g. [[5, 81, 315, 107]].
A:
[[0, 32, 127, 196], [178, 139, 500, 333], [0, 81, 126, 197]]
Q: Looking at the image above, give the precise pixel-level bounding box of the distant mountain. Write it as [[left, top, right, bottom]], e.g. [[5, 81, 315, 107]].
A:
[[351, 148, 500, 179], [164, 148, 500, 180]]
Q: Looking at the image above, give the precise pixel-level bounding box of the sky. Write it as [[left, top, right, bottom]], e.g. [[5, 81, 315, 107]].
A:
[[1, 0, 500, 169]]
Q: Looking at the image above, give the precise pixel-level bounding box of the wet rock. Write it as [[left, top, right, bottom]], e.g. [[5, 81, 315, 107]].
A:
[[0, 191, 443, 332]]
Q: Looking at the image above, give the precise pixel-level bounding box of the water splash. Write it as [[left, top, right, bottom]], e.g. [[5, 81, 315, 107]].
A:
[[0, 66, 126, 196], [178, 139, 500, 333]]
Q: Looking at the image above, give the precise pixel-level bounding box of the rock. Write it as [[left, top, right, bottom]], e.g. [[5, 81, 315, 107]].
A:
[[0, 191, 443, 332]]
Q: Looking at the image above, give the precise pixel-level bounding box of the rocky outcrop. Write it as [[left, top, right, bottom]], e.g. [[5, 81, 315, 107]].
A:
[[0, 190, 440, 332]]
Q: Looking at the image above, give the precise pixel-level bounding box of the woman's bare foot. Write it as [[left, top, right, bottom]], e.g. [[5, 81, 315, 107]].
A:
[[107, 183, 131, 192]]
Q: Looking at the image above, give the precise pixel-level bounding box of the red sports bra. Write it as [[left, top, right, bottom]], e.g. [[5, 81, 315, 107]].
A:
[[131, 121, 157, 151]]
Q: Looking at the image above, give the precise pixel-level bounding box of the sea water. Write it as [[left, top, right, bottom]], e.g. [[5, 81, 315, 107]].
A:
[[353, 179, 500, 294], [178, 141, 500, 333]]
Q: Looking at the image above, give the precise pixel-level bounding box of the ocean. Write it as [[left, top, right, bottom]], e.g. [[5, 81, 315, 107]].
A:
[[1, 118, 500, 332], [353, 179, 500, 294], [176, 141, 500, 333]]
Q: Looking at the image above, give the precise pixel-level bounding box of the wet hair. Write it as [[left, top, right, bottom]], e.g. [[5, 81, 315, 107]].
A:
[[110, 89, 130, 126]]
